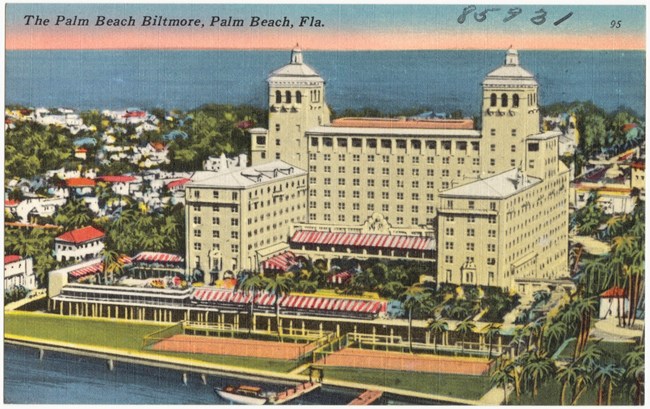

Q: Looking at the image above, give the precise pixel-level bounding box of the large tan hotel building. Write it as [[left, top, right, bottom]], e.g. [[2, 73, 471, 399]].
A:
[[186, 47, 570, 291]]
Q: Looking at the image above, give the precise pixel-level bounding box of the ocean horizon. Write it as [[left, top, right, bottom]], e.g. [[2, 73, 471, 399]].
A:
[[5, 49, 646, 116]]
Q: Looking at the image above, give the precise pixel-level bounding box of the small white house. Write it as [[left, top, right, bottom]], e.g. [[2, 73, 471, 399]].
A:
[[4, 255, 36, 290], [54, 226, 105, 262], [599, 286, 630, 319]]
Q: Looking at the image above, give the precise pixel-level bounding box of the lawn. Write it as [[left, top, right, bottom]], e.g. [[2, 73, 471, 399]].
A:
[[508, 376, 631, 406], [4, 312, 296, 373], [5, 311, 166, 350], [317, 366, 492, 401], [557, 338, 636, 361]]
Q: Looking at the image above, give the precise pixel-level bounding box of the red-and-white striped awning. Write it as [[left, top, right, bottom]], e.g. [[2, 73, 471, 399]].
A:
[[68, 256, 132, 279], [327, 271, 352, 284], [191, 288, 385, 315], [261, 251, 298, 271], [132, 252, 183, 264], [290, 231, 434, 251]]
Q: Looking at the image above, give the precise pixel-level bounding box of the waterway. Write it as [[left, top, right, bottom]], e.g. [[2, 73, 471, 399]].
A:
[[3, 343, 444, 405]]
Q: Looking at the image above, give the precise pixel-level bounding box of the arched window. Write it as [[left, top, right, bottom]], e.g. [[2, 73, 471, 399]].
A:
[[501, 93, 508, 107], [490, 93, 497, 107], [285, 91, 292, 103], [513, 94, 519, 108], [275, 90, 281, 104], [296, 91, 302, 104]]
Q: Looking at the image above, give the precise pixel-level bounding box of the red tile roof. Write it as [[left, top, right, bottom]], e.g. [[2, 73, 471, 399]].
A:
[[291, 230, 435, 251], [124, 110, 146, 118], [75, 148, 88, 153], [56, 226, 105, 244], [98, 175, 137, 183], [332, 117, 474, 130], [149, 142, 166, 152], [4, 255, 21, 264], [4, 199, 20, 207], [600, 286, 626, 298], [631, 161, 645, 170], [65, 177, 96, 187], [166, 178, 191, 189]]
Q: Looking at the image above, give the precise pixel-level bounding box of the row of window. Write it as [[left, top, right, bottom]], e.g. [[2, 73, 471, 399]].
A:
[[489, 93, 521, 108], [308, 213, 426, 226], [309, 140, 480, 154]]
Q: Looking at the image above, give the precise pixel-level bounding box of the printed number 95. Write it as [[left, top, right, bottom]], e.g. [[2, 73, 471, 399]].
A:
[[610, 20, 622, 28]]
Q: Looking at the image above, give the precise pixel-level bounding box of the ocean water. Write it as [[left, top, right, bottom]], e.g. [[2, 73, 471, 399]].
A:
[[4, 344, 445, 405], [5, 50, 645, 115]]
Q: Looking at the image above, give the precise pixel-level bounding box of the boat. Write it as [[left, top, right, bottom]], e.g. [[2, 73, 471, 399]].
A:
[[214, 385, 269, 405]]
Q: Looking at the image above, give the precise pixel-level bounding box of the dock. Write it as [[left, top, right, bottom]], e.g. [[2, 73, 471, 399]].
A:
[[270, 381, 321, 405], [348, 390, 383, 405]]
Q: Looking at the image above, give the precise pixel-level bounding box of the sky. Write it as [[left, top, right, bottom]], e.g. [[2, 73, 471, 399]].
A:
[[4, 4, 647, 51]]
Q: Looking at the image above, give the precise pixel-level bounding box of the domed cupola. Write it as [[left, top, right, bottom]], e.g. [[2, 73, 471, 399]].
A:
[[483, 48, 537, 87], [268, 44, 324, 83]]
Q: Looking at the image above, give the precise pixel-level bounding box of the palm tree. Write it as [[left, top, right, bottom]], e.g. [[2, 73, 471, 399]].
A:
[[490, 363, 514, 405], [556, 362, 582, 405], [100, 247, 122, 284], [594, 364, 622, 405], [265, 274, 293, 341], [238, 272, 266, 335], [522, 351, 555, 398], [572, 297, 598, 360], [485, 323, 501, 359], [622, 346, 644, 405], [455, 318, 476, 354], [544, 321, 567, 355], [400, 283, 430, 353], [427, 318, 448, 353]]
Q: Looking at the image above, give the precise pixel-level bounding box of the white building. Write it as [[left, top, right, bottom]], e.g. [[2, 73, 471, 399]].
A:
[[54, 226, 105, 262], [4, 255, 36, 290]]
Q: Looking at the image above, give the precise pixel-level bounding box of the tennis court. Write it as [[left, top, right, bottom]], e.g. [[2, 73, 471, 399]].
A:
[[150, 334, 317, 360], [316, 347, 492, 375]]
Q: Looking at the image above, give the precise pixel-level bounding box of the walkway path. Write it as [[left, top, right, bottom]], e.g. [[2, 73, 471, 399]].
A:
[[478, 384, 513, 405], [592, 319, 643, 342]]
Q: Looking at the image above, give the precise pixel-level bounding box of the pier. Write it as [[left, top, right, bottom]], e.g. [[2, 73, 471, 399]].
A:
[[270, 381, 321, 405], [348, 390, 383, 405]]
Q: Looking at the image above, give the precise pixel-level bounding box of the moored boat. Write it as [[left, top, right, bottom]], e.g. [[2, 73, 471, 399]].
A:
[[214, 385, 268, 405]]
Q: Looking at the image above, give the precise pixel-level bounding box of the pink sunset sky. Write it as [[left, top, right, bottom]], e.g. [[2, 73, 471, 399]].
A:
[[5, 4, 646, 51]]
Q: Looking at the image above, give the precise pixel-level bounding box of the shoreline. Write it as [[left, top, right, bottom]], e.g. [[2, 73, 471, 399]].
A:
[[4, 334, 478, 405]]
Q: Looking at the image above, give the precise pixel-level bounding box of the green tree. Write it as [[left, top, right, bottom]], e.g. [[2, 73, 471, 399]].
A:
[[594, 363, 622, 405], [265, 274, 293, 341], [490, 361, 514, 405], [455, 318, 476, 354], [556, 362, 582, 405], [400, 283, 430, 353], [238, 273, 266, 335], [522, 351, 555, 398], [485, 323, 501, 359], [426, 318, 448, 353]]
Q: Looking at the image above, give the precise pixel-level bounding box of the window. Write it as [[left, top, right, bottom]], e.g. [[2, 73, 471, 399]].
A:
[[412, 169, 419, 176], [490, 128, 496, 136], [442, 169, 449, 177], [528, 142, 539, 152], [367, 203, 374, 211], [412, 181, 419, 188], [397, 168, 404, 176], [487, 258, 496, 265], [338, 154, 346, 161], [445, 242, 454, 250], [397, 192, 404, 200], [427, 169, 434, 176], [383, 167, 390, 175], [338, 190, 346, 198], [353, 178, 360, 186], [231, 245, 239, 253], [353, 154, 360, 162], [382, 192, 390, 200], [275, 90, 282, 104], [397, 204, 404, 212], [468, 200, 475, 209], [467, 228, 475, 236], [413, 156, 420, 164], [513, 94, 519, 107], [382, 180, 389, 188], [275, 153, 281, 159], [488, 216, 496, 224], [275, 124, 280, 131], [212, 230, 219, 238], [367, 191, 374, 199], [397, 156, 404, 163], [467, 243, 475, 251], [412, 193, 419, 201], [338, 166, 345, 173], [296, 91, 302, 103], [511, 145, 516, 152], [338, 203, 346, 210], [353, 203, 360, 210], [285, 90, 292, 103], [445, 255, 453, 263], [442, 157, 450, 164], [501, 93, 508, 107], [490, 93, 497, 107], [529, 159, 535, 169], [382, 204, 389, 212], [368, 167, 375, 174], [488, 244, 496, 252], [324, 154, 331, 161], [193, 216, 201, 224], [275, 139, 281, 146], [231, 218, 239, 226], [490, 159, 496, 166], [368, 154, 375, 161], [212, 217, 219, 224], [511, 129, 517, 137], [445, 228, 454, 236], [473, 158, 480, 166], [468, 216, 475, 223], [488, 229, 496, 238], [382, 155, 390, 163], [411, 205, 419, 212], [193, 229, 201, 237], [427, 181, 434, 189], [231, 231, 239, 239], [338, 178, 345, 185], [324, 178, 331, 185], [194, 243, 201, 251], [353, 191, 360, 199], [490, 202, 497, 211]]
